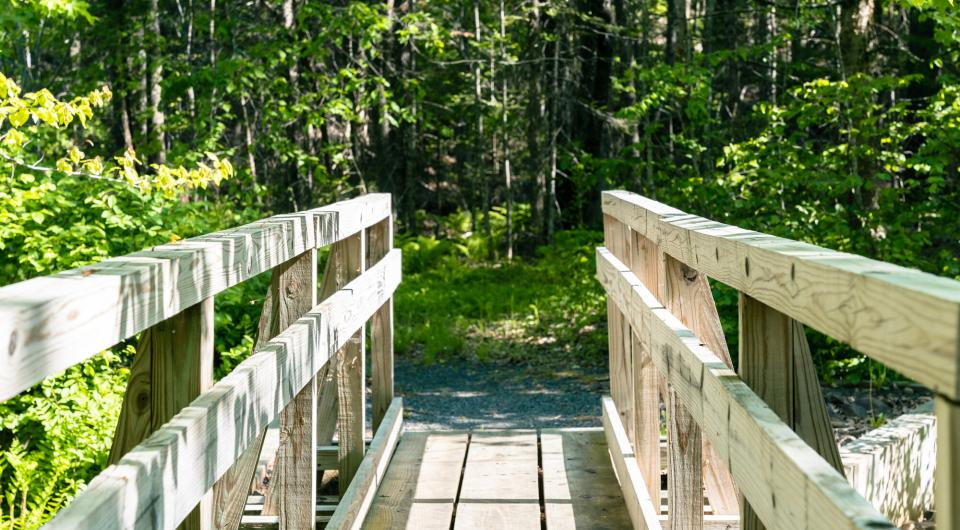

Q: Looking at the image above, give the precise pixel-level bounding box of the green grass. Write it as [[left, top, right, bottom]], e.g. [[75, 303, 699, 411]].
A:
[[394, 230, 608, 373]]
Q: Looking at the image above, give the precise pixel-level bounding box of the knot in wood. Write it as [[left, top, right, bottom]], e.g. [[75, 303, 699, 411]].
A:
[[680, 264, 698, 282]]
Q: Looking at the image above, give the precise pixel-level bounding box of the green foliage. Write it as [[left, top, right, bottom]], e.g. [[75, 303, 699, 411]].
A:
[[396, 218, 606, 368]]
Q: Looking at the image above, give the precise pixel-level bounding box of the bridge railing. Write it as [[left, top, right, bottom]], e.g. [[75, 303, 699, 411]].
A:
[[597, 190, 960, 530], [0, 193, 400, 529]]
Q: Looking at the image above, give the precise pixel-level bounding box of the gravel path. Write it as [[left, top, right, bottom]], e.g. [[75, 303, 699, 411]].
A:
[[394, 357, 609, 431]]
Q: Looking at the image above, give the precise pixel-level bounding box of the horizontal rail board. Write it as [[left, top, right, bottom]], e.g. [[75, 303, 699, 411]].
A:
[[0, 194, 391, 401], [43, 249, 401, 530], [601, 397, 662, 530], [327, 397, 404, 530], [601, 190, 960, 399], [596, 247, 894, 530]]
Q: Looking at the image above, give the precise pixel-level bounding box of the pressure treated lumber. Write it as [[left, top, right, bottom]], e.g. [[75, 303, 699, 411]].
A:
[[0, 193, 391, 402], [454, 431, 540, 529], [602, 397, 663, 530], [363, 432, 469, 530], [327, 398, 403, 530], [601, 190, 960, 400], [108, 298, 215, 530], [214, 249, 319, 530], [367, 216, 395, 432], [260, 250, 319, 529], [840, 404, 935, 526], [936, 396, 960, 530], [603, 215, 635, 443], [596, 248, 894, 530], [338, 230, 367, 495], [540, 428, 633, 530], [625, 231, 664, 511], [44, 250, 401, 530], [738, 294, 844, 530]]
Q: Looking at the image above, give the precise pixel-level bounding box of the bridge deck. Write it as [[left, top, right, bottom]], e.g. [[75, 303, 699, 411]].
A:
[[362, 428, 631, 529]]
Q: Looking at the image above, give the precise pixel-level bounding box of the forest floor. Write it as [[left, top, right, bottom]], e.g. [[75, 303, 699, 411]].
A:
[[392, 353, 931, 440]]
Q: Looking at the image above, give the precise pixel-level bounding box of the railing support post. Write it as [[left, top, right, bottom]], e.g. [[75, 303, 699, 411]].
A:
[[338, 229, 367, 495], [368, 216, 394, 432], [737, 293, 844, 530], [108, 297, 215, 530], [936, 395, 960, 530], [212, 245, 318, 530]]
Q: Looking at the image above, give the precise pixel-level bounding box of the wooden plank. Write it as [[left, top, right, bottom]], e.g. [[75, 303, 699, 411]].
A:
[[214, 249, 318, 530], [258, 250, 319, 529], [0, 194, 391, 402], [108, 298, 215, 530], [339, 230, 367, 495], [936, 396, 960, 530], [840, 406, 935, 526], [541, 428, 633, 530], [602, 397, 663, 530], [738, 294, 844, 530], [368, 213, 394, 433], [327, 398, 404, 530], [601, 190, 960, 400], [627, 231, 664, 512], [364, 432, 469, 530], [604, 216, 635, 444], [45, 250, 402, 530], [658, 515, 739, 530], [317, 445, 339, 469], [454, 431, 540, 529], [661, 254, 738, 516], [595, 248, 895, 530]]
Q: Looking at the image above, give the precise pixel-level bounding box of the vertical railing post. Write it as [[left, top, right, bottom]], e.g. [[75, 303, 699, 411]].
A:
[[603, 215, 635, 445], [626, 230, 663, 514], [259, 249, 319, 529], [109, 297, 215, 530], [737, 293, 844, 530], [661, 254, 739, 519], [212, 214, 319, 530], [368, 215, 394, 432], [338, 229, 366, 495], [936, 397, 959, 529]]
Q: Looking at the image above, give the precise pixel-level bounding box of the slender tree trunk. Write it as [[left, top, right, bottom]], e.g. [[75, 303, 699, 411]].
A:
[[148, 0, 165, 164], [500, 0, 512, 261]]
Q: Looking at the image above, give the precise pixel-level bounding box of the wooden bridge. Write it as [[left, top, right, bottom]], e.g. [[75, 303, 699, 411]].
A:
[[1, 191, 958, 529]]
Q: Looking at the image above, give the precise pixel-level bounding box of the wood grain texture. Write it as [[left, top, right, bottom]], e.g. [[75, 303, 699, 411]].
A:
[[259, 250, 319, 530], [367, 217, 394, 434], [662, 255, 738, 517], [326, 398, 403, 530], [215, 249, 318, 530], [108, 298, 214, 530], [363, 432, 468, 530], [738, 294, 844, 530], [601, 190, 960, 400], [454, 431, 540, 530], [936, 396, 960, 530], [338, 230, 367, 495], [0, 194, 391, 402], [596, 248, 894, 530], [45, 250, 401, 530], [603, 215, 635, 444], [541, 428, 633, 530], [602, 397, 663, 530], [840, 407, 935, 526], [626, 231, 664, 511]]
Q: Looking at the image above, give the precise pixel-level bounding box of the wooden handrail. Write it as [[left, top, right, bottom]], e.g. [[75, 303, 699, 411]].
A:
[[602, 190, 960, 400], [597, 247, 892, 529], [45, 248, 401, 529], [597, 189, 960, 529], [0, 193, 391, 401]]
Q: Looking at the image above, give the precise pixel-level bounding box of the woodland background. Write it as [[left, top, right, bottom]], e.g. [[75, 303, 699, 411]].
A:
[[1, 0, 959, 525]]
